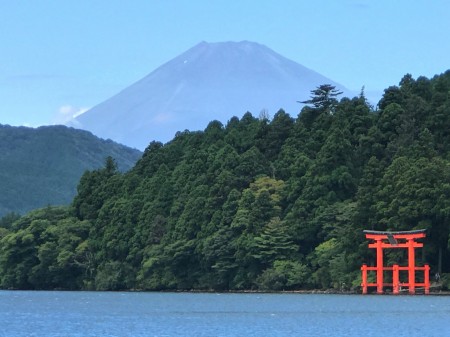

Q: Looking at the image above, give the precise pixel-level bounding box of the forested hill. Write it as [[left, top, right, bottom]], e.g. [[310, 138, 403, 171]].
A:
[[0, 125, 141, 216], [1, 71, 449, 292]]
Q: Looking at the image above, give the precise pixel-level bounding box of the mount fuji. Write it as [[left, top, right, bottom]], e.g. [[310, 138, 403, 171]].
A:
[[72, 41, 351, 150]]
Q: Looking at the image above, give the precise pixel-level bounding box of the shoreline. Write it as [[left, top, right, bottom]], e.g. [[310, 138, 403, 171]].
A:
[[3, 288, 450, 295]]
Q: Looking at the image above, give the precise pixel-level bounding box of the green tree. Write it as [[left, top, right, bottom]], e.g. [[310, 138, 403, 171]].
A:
[[256, 260, 309, 290], [299, 84, 343, 111], [253, 217, 298, 268]]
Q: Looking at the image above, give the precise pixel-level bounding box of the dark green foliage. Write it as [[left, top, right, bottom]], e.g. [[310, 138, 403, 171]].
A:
[[0, 206, 91, 289], [299, 84, 343, 111], [0, 125, 141, 217], [2, 71, 450, 291]]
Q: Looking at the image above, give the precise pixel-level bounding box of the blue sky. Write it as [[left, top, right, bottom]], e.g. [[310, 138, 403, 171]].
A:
[[1, 0, 449, 127]]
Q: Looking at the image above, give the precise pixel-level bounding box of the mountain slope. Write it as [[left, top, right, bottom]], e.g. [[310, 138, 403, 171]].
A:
[[73, 41, 351, 150], [0, 124, 141, 216]]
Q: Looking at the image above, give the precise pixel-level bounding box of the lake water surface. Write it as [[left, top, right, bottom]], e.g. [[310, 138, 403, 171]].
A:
[[1, 291, 449, 336]]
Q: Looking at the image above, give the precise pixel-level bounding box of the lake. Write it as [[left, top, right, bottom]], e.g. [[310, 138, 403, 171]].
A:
[[0, 291, 449, 336]]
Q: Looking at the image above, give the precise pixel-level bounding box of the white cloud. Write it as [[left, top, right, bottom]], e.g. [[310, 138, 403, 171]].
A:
[[53, 105, 90, 125]]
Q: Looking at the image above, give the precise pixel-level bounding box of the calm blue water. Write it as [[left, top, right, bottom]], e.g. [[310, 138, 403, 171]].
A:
[[1, 291, 449, 336]]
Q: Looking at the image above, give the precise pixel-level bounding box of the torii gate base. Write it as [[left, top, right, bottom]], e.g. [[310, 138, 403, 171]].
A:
[[361, 230, 430, 295]]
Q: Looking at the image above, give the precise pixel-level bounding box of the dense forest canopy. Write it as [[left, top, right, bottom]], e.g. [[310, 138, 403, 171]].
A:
[[1, 70, 450, 291]]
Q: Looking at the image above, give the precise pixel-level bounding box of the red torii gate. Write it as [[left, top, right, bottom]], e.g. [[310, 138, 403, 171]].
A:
[[361, 229, 430, 294]]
